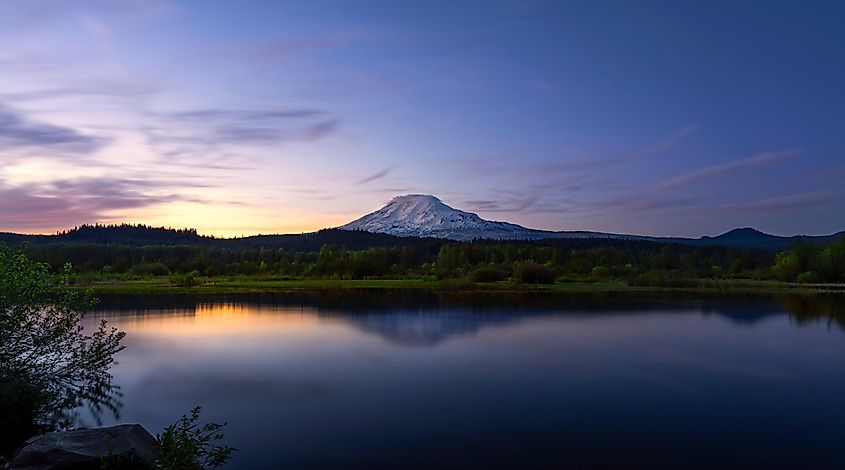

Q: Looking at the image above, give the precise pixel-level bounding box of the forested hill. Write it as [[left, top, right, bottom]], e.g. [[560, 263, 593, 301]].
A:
[[0, 224, 843, 251], [0, 225, 210, 246], [681, 227, 845, 250], [0, 224, 442, 252]]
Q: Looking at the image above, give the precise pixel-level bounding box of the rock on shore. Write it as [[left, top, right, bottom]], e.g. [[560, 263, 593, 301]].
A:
[[10, 424, 157, 470]]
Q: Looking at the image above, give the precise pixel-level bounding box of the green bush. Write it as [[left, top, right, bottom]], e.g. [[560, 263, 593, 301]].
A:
[[513, 261, 555, 284], [170, 270, 200, 287], [590, 266, 611, 280], [796, 271, 819, 284], [135, 262, 171, 277], [157, 407, 235, 470], [770, 251, 801, 281], [471, 266, 509, 283]]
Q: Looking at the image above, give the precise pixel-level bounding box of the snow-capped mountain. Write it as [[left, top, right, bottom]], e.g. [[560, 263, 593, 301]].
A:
[[338, 194, 845, 247], [339, 194, 551, 241]]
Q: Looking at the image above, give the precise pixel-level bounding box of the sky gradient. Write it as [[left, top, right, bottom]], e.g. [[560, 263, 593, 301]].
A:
[[1, 0, 843, 237]]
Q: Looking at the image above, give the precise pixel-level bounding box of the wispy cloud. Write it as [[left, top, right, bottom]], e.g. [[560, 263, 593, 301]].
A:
[[464, 194, 541, 213], [552, 125, 701, 173], [148, 107, 339, 148], [0, 105, 104, 154], [447, 126, 700, 217], [629, 125, 700, 162], [525, 80, 560, 93], [255, 34, 364, 62], [0, 177, 200, 231], [457, 125, 699, 179], [357, 166, 396, 184], [301, 119, 338, 141], [0, 0, 179, 34], [168, 109, 322, 121], [655, 149, 797, 191], [718, 191, 839, 214], [510, 148, 802, 221], [0, 82, 160, 103]]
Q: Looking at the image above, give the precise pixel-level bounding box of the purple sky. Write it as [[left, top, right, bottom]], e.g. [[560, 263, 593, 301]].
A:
[[1, 0, 843, 237]]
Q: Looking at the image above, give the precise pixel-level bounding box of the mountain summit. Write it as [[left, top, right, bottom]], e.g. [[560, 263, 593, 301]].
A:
[[339, 194, 546, 241]]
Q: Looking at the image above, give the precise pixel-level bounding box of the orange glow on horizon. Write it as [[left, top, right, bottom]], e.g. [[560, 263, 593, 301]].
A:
[[21, 204, 360, 238], [98, 304, 331, 337]]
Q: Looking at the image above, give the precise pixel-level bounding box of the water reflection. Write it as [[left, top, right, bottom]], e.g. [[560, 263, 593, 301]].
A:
[[90, 291, 845, 346], [82, 292, 845, 469]]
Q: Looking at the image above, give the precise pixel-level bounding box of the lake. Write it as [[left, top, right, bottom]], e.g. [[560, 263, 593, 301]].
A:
[[82, 292, 845, 469]]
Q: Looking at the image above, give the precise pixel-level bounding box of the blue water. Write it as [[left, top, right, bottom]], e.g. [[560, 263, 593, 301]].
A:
[[83, 293, 845, 469]]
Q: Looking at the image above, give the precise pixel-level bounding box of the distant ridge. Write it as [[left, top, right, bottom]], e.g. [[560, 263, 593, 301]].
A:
[[691, 227, 845, 249]]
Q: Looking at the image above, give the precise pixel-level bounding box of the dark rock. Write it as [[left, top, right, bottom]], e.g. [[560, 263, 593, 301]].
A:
[[10, 424, 157, 470]]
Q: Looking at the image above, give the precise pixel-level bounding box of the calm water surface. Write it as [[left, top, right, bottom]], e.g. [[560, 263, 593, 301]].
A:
[[82, 293, 845, 469]]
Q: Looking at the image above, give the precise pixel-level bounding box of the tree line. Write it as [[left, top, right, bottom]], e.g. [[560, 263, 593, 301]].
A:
[[11, 236, 845, 284]]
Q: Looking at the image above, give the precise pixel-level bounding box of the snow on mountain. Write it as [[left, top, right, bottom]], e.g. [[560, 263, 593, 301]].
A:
[[339, 194, 551, 241]]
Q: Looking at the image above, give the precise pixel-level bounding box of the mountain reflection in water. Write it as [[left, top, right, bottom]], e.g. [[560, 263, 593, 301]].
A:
[[90, 292, 845, 346]]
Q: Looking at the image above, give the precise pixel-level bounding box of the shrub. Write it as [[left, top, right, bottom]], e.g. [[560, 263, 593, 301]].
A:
[[590, 266, 611, 280], [170, 270, 200, 287], [513, 261, 555, 284], [157, 407, 235, 470], [135, 262, 171, 277], [770, 251, 800, 281], [796, 271, 819, 284], [471, 266, 509, 283]]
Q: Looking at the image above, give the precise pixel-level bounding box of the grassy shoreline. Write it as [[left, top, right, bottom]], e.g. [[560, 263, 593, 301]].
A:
[[73, 277, 845, 296]]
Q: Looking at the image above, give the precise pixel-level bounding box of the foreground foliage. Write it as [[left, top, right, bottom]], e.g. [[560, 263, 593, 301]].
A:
[[157, 407, 235, 470], [0, 246, 125, 459]]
